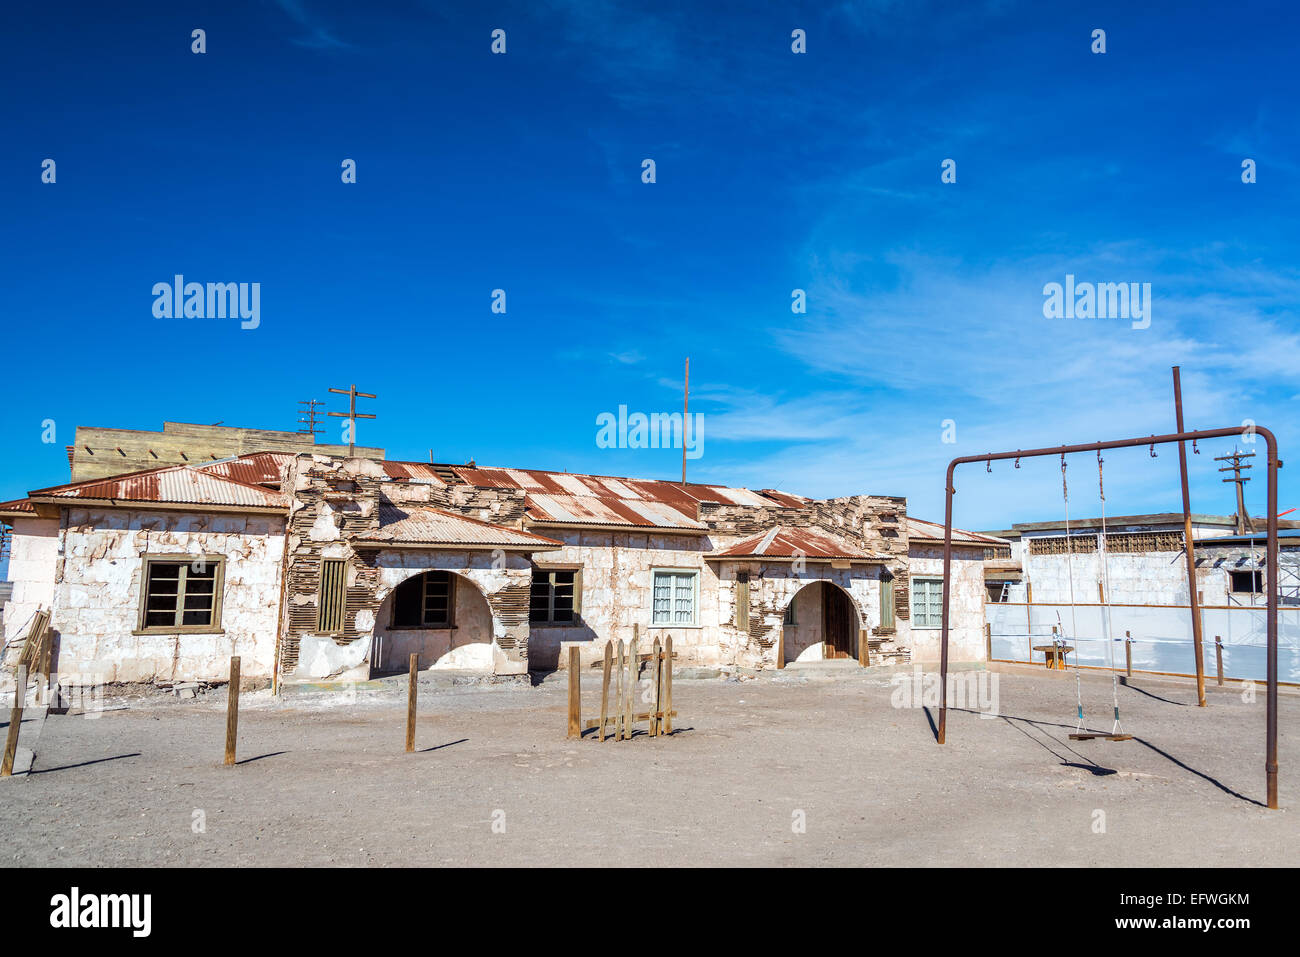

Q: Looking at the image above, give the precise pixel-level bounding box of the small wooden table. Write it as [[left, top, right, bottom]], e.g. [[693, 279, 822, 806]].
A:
[[1032, 644, 1074, 670]]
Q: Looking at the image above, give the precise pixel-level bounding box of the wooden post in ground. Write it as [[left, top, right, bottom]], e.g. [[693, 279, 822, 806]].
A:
[[650, 637, 662, 736], [224, 656, 241, 766], [663, 635, 674, 735], [406, 653, 418, 753], [626, 630, 637, 738], [599, 641, 612, 742], [1215, 636, 1224, 686], [615, 639, 625, 741], [1, 665, 28, 777], [984, 622, 992, 662], [778, 625, 785, 670], [859, 629, 870, 667], [566, 646, 581, 739], [1125, 630, 1133, 678]]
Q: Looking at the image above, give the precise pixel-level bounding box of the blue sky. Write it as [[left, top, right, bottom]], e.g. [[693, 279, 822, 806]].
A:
[[2, 0, 1298, 559]]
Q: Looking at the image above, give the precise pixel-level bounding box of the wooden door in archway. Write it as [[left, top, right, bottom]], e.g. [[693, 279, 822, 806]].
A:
[[823, 584, 856, 659]]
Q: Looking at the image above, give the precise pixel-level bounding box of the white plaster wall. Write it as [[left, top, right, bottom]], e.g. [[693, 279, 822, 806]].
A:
[[528, 530, 724, 671], [904, 545, 986, 663], [1, 517, 59, 649], [782, 582, 827, 663], [370, 571, 495, 673], [367, 549, 533, 677], [50, 509, 285, 683]]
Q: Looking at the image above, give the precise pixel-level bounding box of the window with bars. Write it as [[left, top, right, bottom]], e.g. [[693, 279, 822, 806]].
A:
[[138, 557, 223, 632], [391, 571, 454, 628], [910, 577, 943, 628], [317, 559, 347, 633], [1104, 531, 1184, 553], [983, 545, 1013, 560], [1028, 533, 1100, 555], [652, 569, 698, 626], [530, 568, 578, 624]]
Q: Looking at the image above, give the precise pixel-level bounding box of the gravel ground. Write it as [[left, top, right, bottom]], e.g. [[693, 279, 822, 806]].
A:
[[1, 666, 1295, 867]]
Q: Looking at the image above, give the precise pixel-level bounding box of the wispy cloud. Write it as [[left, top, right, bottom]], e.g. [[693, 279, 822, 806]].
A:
[[270, 0, 350, 50]]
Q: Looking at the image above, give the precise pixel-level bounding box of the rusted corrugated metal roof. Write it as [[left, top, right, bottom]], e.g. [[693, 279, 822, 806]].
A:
[[907, 517, 1010, 547], [379, 461, 448, 485], [355, 504, 562, 548], [28, 465, 286, 510], [197, 451, 294, 487], [402, 463, 802, 531], [710, 526, 890, 561], [0, 498, 35, 515], [525, 493, 706, 531]]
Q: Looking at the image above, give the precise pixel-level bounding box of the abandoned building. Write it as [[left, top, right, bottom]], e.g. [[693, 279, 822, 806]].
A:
[[0, 431, 999, 687], [982, 512, 1300, 607]]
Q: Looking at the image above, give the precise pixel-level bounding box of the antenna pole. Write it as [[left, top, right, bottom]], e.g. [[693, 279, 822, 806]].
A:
[[682, 357, 689, 486], [327, 383, 377, 458]]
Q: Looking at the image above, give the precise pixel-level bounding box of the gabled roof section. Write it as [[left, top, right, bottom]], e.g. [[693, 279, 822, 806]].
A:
[[0, 498, 36, 519], [27, 463, 287, 511], [195, 451, 295, 487], [907, 517, 1010, 547], [709, 526, 891, 562], [354, 503, 563, 549]]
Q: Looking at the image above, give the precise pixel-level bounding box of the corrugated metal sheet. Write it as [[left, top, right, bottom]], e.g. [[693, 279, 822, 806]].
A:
[[907, 517, 1009, 546], [712, 526, 889, 560], [0, 498, 35, 514], [29, 465, 285, 509], [379, 461, 449, 485], [197, 451, 294, 487], [526, 493, 706, 530], [355, 504, 562, 547]]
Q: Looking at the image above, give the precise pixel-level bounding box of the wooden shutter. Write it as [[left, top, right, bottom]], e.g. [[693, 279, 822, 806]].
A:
[[317, 559, 347, 633], [572, 567, 583, 617], [735, 572, 750, 633], [879, 574, 895, 630]]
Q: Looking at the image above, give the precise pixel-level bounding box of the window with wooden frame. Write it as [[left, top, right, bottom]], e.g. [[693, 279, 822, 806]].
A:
[[530, 567, 581, 624], [910, 577, 943, 628], [652, 569, 698, 626], [137, 556, 224, 633], [391, 571, 455, 628], [783, 596, 797, 626], [317, 559, 347, 633]]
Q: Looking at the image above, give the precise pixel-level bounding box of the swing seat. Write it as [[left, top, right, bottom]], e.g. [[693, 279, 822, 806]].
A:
[[1069, 732, 1133, 742]]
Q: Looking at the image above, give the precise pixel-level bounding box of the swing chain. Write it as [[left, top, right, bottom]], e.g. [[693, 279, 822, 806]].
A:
[[1097, 450, 1105, 502]]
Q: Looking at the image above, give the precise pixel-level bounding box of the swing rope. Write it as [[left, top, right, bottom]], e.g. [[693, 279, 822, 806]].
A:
[[1062, 455, 1086, 733], [1098, 451, 1124, 736]]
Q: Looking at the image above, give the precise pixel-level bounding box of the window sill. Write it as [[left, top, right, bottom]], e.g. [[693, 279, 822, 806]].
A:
[[133, 628, 226, 636], [386, 624, 457, 631]]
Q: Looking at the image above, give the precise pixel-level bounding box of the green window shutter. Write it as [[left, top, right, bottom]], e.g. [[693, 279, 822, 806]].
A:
[[880, 575, 895, 630]]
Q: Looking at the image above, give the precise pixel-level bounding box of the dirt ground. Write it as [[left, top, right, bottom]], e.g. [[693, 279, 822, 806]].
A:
[[1, 665, 1296, 867]]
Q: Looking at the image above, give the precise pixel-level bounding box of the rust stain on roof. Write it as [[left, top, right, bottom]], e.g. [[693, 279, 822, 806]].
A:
[[710, 526, 890, 561], [28, 464, 286, 509], [355, 503, 562, 548], [906, 517, 1010, 547]]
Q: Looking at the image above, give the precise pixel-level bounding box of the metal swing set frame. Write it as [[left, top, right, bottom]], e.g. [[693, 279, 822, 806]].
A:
[[936, 425, 1283, 810]]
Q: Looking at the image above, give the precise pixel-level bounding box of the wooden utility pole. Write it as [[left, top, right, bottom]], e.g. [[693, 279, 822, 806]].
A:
[[682, 357, 690, 486], [1172, 367, 1207, 707], [1215, 449, 1256, 535], [327, 384, 377, 458], [297, 399, 324, 437]]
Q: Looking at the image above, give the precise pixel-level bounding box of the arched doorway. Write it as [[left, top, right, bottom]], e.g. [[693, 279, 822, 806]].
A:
[[369, 570, 495, 676], [780, 581, 860, 665]]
